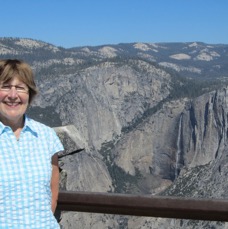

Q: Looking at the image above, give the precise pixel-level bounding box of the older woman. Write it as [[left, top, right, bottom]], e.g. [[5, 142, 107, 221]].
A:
[[0, 59, 64, 228]]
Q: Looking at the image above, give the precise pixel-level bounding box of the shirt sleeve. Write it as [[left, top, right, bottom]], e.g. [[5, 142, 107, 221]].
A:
[[49, 128, 64, 156]]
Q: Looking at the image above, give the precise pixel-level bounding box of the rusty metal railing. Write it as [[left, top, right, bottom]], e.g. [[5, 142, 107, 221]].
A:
[[57, 191, 228, 222]]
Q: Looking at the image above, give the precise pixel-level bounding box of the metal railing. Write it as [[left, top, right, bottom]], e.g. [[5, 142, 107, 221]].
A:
[[57, 191, 228, 222]]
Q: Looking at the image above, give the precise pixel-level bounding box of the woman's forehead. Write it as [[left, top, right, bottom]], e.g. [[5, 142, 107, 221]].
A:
[[1, 76, 27, 85]]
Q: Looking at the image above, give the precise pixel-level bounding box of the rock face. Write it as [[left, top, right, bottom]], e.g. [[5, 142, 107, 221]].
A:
[[1, 38, 228, 228], [56, 87, 228, 229], [180, 89, 228, 168], [56, 60, 172, 150]]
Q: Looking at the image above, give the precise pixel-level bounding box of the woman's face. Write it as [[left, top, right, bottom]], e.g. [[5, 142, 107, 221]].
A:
[[0, 77, 29, 126]]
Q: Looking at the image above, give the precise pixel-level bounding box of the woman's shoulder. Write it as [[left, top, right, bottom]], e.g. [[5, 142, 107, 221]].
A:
[[25, 116, 56, 134]]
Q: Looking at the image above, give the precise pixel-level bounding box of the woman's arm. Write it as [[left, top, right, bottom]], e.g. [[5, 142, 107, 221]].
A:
[[51, 153, 60, 213]]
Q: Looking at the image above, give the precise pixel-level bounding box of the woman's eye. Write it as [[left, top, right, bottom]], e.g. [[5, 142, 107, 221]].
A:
[[17, 86, 25, 90], [1, 85, 11, 90], [15, 86, 28, 92]]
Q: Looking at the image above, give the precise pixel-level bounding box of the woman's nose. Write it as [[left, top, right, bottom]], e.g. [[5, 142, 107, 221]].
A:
[[7, 86, 18, 98]]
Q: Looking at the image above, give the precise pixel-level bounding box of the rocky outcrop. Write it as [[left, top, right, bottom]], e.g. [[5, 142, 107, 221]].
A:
[[54, 60, 172, 151], [169, 88, 228, 171]]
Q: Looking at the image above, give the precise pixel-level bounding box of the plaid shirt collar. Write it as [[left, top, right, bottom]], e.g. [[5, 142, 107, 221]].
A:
[[0, 114, 38, 137]]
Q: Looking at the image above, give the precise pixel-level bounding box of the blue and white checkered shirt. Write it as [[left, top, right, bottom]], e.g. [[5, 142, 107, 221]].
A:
[[0, 115, 64, 229]]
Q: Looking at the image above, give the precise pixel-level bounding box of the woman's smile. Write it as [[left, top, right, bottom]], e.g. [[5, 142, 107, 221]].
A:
[[4, 101, 22, 106]]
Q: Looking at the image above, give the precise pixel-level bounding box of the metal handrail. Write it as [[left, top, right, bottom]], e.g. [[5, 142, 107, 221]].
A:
[[57, 191, 228, 222]]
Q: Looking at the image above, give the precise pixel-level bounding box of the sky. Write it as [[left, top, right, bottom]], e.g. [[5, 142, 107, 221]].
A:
[[0, 0, 227, 48]]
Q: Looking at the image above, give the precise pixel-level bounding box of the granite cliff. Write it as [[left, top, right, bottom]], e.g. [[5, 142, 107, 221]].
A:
[[1, 38, 228, 228]]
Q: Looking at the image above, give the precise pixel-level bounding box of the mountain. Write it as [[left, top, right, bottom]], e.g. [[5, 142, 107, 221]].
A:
[[1, 37, 228, 228]]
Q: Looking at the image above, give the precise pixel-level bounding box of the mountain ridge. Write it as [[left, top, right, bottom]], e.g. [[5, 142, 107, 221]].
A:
[[1, 37, 228, 80]]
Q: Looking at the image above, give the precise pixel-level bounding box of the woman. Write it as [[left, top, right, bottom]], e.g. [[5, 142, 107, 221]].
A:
[[0, 59, 64, 228]]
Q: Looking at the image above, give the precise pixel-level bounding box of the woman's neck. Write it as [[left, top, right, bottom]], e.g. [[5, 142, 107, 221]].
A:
[[0, 116, 25, 138]]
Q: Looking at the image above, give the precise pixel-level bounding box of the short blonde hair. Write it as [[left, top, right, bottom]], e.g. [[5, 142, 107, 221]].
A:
[[0, 59, 38, 103]]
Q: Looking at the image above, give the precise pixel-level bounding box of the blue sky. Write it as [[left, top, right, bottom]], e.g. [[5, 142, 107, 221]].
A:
[[0, 0, 227, 48]]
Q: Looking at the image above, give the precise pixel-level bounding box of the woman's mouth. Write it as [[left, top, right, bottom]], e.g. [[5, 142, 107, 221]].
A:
[[4, 101, 21, 107]]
